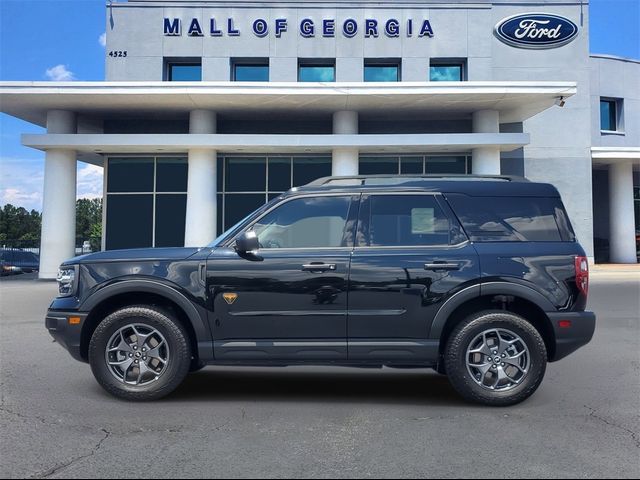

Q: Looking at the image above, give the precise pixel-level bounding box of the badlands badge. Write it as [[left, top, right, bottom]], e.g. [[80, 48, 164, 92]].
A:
[[223, 292, 238, 305]]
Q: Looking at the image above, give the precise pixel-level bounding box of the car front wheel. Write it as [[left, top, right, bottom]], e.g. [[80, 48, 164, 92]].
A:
[[444, 310, 547, 406], [88, 305, 191, 401]]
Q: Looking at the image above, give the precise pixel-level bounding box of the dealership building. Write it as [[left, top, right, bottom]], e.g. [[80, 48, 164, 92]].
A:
[[0, 0, 638, 278]]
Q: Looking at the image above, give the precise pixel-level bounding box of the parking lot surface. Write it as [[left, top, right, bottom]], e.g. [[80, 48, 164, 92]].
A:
[[1, 274, 639, 478]]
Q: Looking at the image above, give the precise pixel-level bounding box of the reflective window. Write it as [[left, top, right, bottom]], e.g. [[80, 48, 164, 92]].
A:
[[107, 157, 154, 193], [298, 61, 335, 82], [167, 63, 202, 81], [292, 157, 331, 186], [106, 195, 153, 250], [359, 157, 399, 175], [446, 195, 575, 242], [364, 64, 400, 82], [430, 63, 464, 81], [364, 195, 451, 247], [233, 64, 269, 81], [252, 196, 351, 249], [156, 157, 188, 192], [155, 195, 187, 247], [225, 157, 266, 192], [225, 194, 273, 232], [400, 156, 423, 174], [268, 157, 291, 192], [600, 99, 618, 131], [426, 156, 467, 174]]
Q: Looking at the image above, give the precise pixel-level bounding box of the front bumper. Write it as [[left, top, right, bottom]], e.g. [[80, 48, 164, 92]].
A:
[[547, 311, 596, 361], [45, 310, 88, 362]]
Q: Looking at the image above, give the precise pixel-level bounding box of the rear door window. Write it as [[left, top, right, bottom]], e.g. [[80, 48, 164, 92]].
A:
[[445, 194, 575, 242], [359, 194, 454, 247]]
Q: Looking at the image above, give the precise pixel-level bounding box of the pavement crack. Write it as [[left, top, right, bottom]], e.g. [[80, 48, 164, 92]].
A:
[[33, 428, 111, 479], [0, 405, 55, 427], [584, 405, 640, 449]]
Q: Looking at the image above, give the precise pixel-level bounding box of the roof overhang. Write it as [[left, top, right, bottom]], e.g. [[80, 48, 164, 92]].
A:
[[592, 147, 640, 168], [0, 81, 577, 126]]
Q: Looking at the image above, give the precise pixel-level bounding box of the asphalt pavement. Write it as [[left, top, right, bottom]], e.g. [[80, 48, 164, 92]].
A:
[[1, 273, 638, 478]]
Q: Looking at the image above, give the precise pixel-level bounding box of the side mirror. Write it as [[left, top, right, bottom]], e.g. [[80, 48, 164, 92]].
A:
[[234, 230, 259, 254]]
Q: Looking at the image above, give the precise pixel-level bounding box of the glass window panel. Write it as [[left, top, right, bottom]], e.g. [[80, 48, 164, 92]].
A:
[[217, 194, 224, 235], [268, 157, 292, 192], [155, 194, 187, 247], [106, 194, 153, 250], [169, 64, 202, 81], [156, 157, 188, 192], [224, 194, 267, 230], [292, 157, 332, 186], [234, 65, 269, 81], [298, 65, 335, 82], [430, 65, 462, 81], [225, 157, 266, 192], [359, 156, 399, 175], [426, 156, 467, 174], [217, 157, 224, 191], [366, 195, 451, 247], [446, 195, 569, 242], [253, 196, 350, 249], [600, 100, 617, 131], [400, 156, 424, 174], [364, 65, 399, 82], [107, 157, 154, 193]]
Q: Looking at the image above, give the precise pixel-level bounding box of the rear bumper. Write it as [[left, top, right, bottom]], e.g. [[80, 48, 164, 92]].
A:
[[45, 310, 88, 362], [547, 311, 596, 361]]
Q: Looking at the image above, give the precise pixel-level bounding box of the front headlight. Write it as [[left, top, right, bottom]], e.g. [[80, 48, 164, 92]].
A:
[[56, 265, 78, 297]]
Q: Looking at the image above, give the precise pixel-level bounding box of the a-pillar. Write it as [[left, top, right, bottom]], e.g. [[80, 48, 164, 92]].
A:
[[332, 111, 359, 176], [184, 110, 218, 247], [472, 110, 501, 175], [39, 110, 77, 279]]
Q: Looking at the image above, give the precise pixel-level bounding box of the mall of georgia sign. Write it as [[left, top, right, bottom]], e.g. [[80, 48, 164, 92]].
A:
[[494, 13, 579, 49]]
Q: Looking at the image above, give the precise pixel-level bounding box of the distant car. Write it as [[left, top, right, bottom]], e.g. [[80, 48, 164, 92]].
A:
[[0, 249, 40, 276]]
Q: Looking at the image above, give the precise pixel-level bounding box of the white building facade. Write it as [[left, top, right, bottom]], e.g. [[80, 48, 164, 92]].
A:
[[0, 0, 638, 278]]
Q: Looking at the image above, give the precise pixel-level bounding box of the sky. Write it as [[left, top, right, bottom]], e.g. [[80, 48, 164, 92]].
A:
[[1, 0, 639, 211]]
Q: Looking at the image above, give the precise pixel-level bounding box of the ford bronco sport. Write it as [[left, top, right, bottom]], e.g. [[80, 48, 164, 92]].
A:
[[46, 175, 595, 406]]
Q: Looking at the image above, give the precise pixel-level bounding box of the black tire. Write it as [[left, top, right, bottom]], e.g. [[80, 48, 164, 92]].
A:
[[88, 305, 191, 401], [444, 310, 547, 407]]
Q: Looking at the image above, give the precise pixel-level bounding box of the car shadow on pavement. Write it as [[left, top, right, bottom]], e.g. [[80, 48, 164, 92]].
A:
[[166, 368, 466, 407]]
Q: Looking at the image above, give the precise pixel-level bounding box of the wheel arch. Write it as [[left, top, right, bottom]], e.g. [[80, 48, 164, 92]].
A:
[[79, 280, 211, 364], [430, 283, 556, 361]]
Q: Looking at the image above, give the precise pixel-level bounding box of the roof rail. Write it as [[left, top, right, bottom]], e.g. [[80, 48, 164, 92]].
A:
[[306, 174, 528, 186]]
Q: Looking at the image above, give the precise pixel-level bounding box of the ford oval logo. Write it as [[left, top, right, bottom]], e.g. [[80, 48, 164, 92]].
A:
[[494, 13, 579, 49]]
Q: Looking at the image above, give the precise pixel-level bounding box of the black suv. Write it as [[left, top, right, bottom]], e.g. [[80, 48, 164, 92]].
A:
[[46, 175, 595, 406]]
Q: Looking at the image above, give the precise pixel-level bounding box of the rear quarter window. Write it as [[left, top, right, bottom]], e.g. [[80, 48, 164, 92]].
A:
[[445, 194, 575, 242]]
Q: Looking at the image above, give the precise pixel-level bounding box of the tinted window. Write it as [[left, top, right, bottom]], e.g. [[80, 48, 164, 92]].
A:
[[600, 99, 617, 131], [234, 64, 269, 81], [363, 195, 451, 247], [426, 156, 467, 174], [446, 194, 575, 242], [168, 63, 202, 81], [107, 158, 154, 193], [359, 157, 399, 175], [106, 194, 153, 249], [156, 158, 188, 192], [364, 64, 399, 82], [224, 194, 266, 230], [298, 64, 335, 82], [225, 157, 266, 192], [268, 157, 291, 192], [252, 196, 351, 249], [155, 194, 187, 247], [430, 64, 463, 81], [292, 157, 331, 186]]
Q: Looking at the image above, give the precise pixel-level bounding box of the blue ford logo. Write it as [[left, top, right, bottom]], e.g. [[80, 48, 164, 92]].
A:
[[494, 13, 579, 49]]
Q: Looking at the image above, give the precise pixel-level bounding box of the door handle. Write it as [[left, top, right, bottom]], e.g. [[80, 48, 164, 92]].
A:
[[302, 263, 337, 272], [424, 262, 461, 271]]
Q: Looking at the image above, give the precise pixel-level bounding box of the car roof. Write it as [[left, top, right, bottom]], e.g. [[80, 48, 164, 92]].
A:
[[287, 175, 560, 197]]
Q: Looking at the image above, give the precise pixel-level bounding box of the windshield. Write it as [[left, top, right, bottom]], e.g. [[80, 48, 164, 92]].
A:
[[208, 195, 284, 247]]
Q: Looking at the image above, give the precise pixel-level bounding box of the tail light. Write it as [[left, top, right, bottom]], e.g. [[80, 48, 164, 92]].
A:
[[575, 256, 589, 297]]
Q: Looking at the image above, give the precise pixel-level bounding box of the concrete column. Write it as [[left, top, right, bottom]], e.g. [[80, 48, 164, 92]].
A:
[[608, 161, 637, 264], [39, 110, 77, 279], [184, 110, 218, 247], [472, 110, 501, 175], [332, 111, 359, 176]]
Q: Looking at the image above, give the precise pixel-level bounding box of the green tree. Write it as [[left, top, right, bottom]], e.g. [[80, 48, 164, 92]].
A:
[[76, 198, 102, 250]]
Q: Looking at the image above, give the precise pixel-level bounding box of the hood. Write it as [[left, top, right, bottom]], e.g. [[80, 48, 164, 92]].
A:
[[63, 247, 202, 265]]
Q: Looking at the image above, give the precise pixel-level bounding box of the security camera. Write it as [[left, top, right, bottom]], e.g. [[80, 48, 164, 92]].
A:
[[555, 97, 566, 108]]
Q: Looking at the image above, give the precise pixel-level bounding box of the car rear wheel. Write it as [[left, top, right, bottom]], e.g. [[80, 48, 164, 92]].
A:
[[444, 310, 547, 406], [88, 305, 191, 401]]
